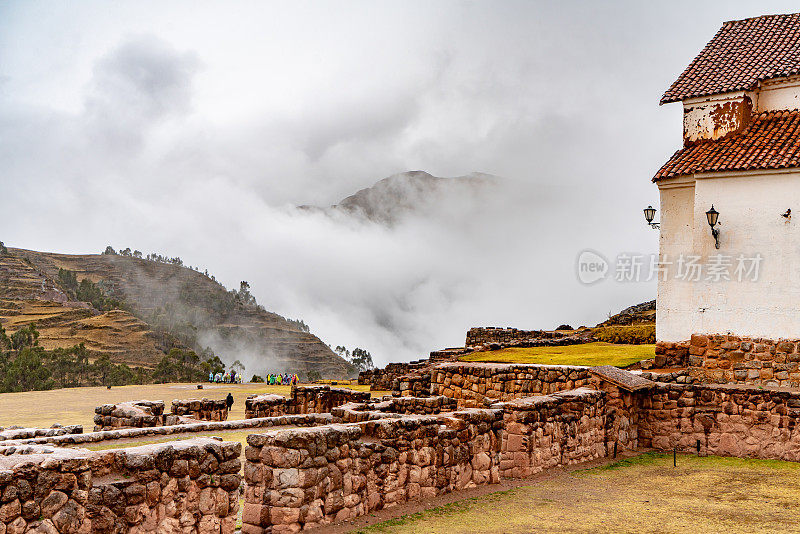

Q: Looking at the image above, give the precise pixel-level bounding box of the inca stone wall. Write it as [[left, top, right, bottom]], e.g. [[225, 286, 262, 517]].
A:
[[241, 410, 501, 533], [331, 396, 459, 424], [639, 382, 800, 460], [0, 425, 83, 442], [95, 398, 229, 431], [171, 399, 229, 422], [431, 363, 591, 407], [245, 385, 371, 419], [499, 389, 606, 478], [589, 376, 642, 452], [465, 327, 562, 347], [244, 395, 287, 418], [291, 386, 371, 414], [687, 334, 800, 387], [357, 361, 428, 390], [396, 373, 431, 397], [0, 437, 241, 534], [0, 447, 93, 534], [5, 414, 333, 448], [8, 361, 800, 533], [653, 341, 690, 368], [94, 400, 166, 431]]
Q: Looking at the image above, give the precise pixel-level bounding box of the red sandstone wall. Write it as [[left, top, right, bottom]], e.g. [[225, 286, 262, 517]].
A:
[[431, 363, 591, 407], [687, 334, 800, 387], [500, 389, 606, 478], [242, 410, 501, 532], [244, 386, 371, 419], [639, 383, 800, 460], [0, 438, 241, 534]]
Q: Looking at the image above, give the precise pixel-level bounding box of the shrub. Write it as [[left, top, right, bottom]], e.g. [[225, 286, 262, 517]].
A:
[[251, 374, 264, 383], [306, 370, 321, 382], [592, 325, 655, 345]]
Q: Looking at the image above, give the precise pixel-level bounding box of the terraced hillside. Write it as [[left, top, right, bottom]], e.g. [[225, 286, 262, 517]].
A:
[[1, 248, 352, 377], [0, 253, 165, 367]]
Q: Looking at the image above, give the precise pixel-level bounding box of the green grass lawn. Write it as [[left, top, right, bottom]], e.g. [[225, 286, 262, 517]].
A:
[[459, 342, 654, 367], [358, 453, 800, 534]]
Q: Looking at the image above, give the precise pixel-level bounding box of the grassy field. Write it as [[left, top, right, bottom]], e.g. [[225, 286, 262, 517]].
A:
[[460, 342, 654, 367], [0, 382, 377, 430], [358, 453, 800, 534]]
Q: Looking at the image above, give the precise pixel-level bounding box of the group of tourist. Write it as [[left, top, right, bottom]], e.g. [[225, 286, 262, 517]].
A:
[[209, 370, 242, 384], [266, 373, 299, 385]]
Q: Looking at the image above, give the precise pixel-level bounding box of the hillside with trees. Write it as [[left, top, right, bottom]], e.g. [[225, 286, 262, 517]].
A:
[[0, 246, 353, 384]]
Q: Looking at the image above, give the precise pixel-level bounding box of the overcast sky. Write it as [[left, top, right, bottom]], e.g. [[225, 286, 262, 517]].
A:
[[2, 1, 798, 365]]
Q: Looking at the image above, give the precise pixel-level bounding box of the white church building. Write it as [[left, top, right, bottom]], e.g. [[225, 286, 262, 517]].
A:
[[654, 13, 800, 350]]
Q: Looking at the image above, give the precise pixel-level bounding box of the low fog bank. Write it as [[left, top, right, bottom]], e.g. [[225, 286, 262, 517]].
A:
[[133, 173, 655, 366]]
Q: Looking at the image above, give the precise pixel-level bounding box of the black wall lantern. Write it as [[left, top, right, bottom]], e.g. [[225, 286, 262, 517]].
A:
[[706, 205, 720, 249], [643, 205, 659, 229]]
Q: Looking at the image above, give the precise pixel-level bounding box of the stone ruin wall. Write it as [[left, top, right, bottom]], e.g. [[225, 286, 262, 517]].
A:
[[653, 341, 690, 368], [639, 382, 800, 460], [589, 376, 641, 453], [244, 386, 371, 419], [241, 410, 502, 533], [0, 425, 83, 443], [331, 395, 459, 424], [241, 386, 618, 532], [499, 389, 607, 478], [171, 399, 229, 422], [357, 361, 428, 391], [431, 363, 592, 407], [687, 334, 800, 388], [396, 373, 431, 397], [94, 400, 166, 431], [6, 360, 800, 533], [0, 437, 241, 534], [465, 327, 564, 347], [357, 327, 589, 393], [94, 398, 229, 432], [12, 414, 333, 449]]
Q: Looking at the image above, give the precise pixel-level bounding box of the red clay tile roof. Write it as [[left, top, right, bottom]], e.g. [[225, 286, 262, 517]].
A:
[[653, 110, 800, 181], [662, 13, 800, 104]]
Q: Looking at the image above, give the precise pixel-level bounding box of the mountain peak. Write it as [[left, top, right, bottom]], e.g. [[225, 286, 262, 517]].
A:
[[308, 170, 499, 225]]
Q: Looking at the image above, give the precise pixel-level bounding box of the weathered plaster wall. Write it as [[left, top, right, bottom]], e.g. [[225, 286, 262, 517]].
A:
[[657, 170, 800, 342], [657, 178, 695, 342], [682, 92, 753, 144], [756, 76, 800, 112], [691, 171, 800, 338]]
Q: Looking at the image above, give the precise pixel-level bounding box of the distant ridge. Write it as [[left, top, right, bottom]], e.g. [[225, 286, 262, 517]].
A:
[[0, 247, 352, 377]]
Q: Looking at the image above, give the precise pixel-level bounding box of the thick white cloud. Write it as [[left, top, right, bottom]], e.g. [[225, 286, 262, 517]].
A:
[[1, 0, 798, 364]]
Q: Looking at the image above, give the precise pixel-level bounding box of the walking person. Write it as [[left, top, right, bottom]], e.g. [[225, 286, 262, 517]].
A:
[[226, 392, 234, 413]]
